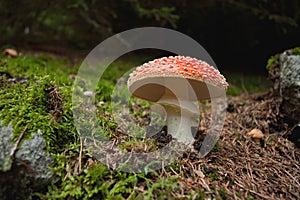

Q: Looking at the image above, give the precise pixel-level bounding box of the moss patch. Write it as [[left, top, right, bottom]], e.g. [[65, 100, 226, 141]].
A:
[[0, 55, 77, 151]]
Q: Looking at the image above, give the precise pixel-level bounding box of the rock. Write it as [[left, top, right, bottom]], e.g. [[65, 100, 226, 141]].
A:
[[279, 53, 300, 123], [267, 48, 300, 123], [0, 123, 14, 171], [0, 122, 54, 200], [267, 48, 300, 147]]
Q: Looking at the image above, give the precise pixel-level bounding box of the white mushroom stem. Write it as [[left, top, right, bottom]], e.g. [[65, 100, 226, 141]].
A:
[[158, 88, 199, 146], [162, 104, 196, 145]]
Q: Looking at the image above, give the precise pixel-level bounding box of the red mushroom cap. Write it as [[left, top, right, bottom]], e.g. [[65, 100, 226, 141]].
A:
[[128, 56, 228, 102]]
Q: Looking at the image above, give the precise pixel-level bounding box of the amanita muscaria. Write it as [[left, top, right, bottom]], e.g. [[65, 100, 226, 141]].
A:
[[127, 56, 228, 145]]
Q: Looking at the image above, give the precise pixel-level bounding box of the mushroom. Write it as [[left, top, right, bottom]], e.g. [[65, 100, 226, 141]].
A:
[[127, 56, 228, 145], [248, 128, 264, 143], [3, 48, 18, 58]]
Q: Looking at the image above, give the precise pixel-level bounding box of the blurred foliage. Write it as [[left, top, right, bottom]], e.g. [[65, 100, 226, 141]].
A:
[[0, 0, 179, 48], [0, 0, 299, 71], [225, 72, 271, 96], [1, 0, 299, 49]]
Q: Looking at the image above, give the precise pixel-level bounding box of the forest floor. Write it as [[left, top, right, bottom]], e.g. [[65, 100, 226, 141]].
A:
[[0, 49, 299, 199]]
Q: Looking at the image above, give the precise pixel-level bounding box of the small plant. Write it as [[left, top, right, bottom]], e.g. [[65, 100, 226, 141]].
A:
[[219, 187, 228, 199], [291, 47, 300, 56], [266, 54, 280, 71]]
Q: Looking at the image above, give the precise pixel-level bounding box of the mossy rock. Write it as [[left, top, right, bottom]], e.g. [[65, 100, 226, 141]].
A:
[[266, 47, 300, 147], [0, 123, 54, 200], [266, 47, 300, 120], [266, 47, 300, 92], [0, 54, 78, 198]]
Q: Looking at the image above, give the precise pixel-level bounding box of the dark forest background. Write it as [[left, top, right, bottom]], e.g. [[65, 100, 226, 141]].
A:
[[1, 0, 300, 74]]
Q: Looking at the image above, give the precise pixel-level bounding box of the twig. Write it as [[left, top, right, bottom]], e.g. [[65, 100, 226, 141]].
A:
[[235, 181, 270, 199], [9, 125, 28, 157], [73, 138, 83, 176], [232, 118, 247, 130], [169, 166, 179, 176], [283, 169, 300, 186], [79, 137, 83, 173]]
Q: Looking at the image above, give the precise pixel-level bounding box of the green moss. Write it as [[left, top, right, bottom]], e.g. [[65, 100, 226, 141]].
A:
[[39, 143, 132, 199], [142, 175, 180, 199], [202, 167, 219, 181], [219, 187, 228, 199], [0, 54, 77, 84], [266, 47, 300, 72], [266, 54, 280, 71], [291, 47, 300, 56], [1, 54, 189, 199], [208, 172, 219, 181], [40, 141, 181, 199], [0, 53, 80, 151], [196, 190, 205, 200]]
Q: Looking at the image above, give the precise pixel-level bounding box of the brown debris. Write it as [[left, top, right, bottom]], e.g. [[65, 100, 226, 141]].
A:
[[174, 90, 300, 199], [134, 90, 299, 199], [44, 84, 64, 122], [83, 89, 299, 199]]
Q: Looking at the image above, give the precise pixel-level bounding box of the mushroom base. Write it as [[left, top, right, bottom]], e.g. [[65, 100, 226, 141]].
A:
[[164, 105, 195, 146]]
